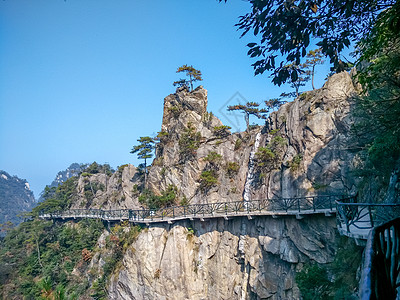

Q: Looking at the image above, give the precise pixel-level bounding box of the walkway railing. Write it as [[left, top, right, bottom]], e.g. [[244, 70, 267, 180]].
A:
[[336, 198, 400, 239], [39, 195, 339, 223], [360, 217, 400, 299]]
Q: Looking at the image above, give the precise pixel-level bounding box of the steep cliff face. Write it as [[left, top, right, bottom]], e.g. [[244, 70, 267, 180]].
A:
[[0, 170, 36, 227], [108, 215, 338, 299], [69, 164, 142, 210], [70, 72, 357, 210], [251, 71, 358, 199], [147, 72, 358, 204], [147, 86, 255, 204], [103, 73, 358, 299]]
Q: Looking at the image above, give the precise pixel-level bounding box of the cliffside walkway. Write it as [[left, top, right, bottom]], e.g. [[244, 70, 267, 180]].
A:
[[39, 195, 400, 241], [336, 198, 400, 240], [39, 195, 341, 224]]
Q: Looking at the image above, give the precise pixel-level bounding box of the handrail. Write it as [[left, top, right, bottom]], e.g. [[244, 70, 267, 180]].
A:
[[39, 195, 341, 223], [360, 217, 400, 299], [336, 201, 400, 237]]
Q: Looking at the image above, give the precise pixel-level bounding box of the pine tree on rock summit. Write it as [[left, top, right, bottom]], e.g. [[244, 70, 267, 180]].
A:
[[173, 65, 203, 91]]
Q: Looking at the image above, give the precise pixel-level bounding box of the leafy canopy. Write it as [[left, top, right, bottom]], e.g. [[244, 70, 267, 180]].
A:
[[227, 101, 267, 131], [130, 136, 155, 161], [219, 0, 395, 85], [174, 65, 203, 91]]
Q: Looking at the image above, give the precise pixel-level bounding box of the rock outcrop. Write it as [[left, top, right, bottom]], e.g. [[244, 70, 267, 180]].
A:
[[69, 164, 142, 210], [0, 170, 36, 228], [147, 72, 358, 204], [108, 215, 338, 299]]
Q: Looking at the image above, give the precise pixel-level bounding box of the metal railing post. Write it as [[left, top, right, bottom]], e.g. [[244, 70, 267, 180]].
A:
[[313, 197, 316, 212], [369, 206, 374, 227]]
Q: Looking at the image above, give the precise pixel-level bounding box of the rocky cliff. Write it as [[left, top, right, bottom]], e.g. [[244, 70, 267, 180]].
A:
[[101, 72, 358, 299], [0, 170, 36, 227], [50, 72, 360, 299], [108, 216, 338, 299], [147, 71, 358, 204], [73, 72, 358, 210]]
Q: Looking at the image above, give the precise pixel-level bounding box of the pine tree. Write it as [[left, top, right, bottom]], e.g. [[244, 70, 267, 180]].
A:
[[130, 136, 155, 187], [227, 102, 267, 131], [174, 65, 203, 91]]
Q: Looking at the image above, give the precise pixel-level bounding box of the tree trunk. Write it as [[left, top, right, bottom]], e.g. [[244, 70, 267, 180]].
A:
[[245, 113, 250, 132], [189, 74, 193, 91], [312, 65, 316, 90], [144, 158, 147, 189]]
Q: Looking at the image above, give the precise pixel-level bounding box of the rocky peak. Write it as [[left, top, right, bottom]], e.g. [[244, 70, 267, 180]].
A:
[[0, 170, 36, 228], [161, 86, 222, 140]]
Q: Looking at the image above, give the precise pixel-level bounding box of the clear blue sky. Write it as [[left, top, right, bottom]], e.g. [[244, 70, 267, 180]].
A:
[[0, 0, 331, 198]]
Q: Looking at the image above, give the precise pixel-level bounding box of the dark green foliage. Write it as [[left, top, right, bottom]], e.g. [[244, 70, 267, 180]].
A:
[[219, 0, 394, 85], [352, 1, 400, 198], [296, 237, 363, 299], [83, 181, 105, 202], [174, 65, 203, 91], [227, 102, 267, 131], [138, 185, 178, 210], [83, 162, 113, 176], [234, 138, 243, 150], [225, 162, 240, 178], [91, 224, 142, 300], [296, 264, 333, 300], [213, 125, 231, 138], [330, 237, 363, 299], [289, 154, 303, 172], [131, 136, 155, 186], [32, 177, 79, 215], [155, 130, 169, 143], [178, 123, 202, 161], [167, 105, 182, 118], [199, 170, 218, 191], [256, 135, 287, 169], [0, 218, 104, 298], [131, 136, 155, 162], [203, 151, 222, 164]]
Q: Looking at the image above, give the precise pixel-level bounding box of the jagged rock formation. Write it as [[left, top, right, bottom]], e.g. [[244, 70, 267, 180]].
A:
[[108, 216, 338, 299], [69, 164, 142, 210], [0, 170, 35, 227], [103, 72, 358, 299], [72, 72, 358, 210], [148, 72, 358, 204], [44, 72, 359, 299]]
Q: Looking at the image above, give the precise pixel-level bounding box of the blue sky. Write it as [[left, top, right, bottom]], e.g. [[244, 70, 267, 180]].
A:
[[0, 0, 332, 198]]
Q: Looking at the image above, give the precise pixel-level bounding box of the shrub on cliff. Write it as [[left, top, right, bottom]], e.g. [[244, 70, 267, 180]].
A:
[[178, 123, 202, 161]]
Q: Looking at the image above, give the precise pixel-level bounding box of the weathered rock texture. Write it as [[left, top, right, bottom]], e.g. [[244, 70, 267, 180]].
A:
[[70, 164, 142, 210], [147, 72, 358, 204], [65, 73, 359, 299], [70, 72, 358, 210], [108, 215, 338, 299], [0, 170, 36, 228]]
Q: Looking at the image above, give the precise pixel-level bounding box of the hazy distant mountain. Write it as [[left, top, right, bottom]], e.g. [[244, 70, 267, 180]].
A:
[[38, 163, 84, 202], [0, 170, 36, 229]]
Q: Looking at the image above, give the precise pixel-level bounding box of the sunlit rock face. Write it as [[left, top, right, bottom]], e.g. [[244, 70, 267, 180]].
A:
[[108, 215, 338, 300], [74, 72, 358, 209], [148, 71, 358, 204], [67, 72, 359, 298]]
